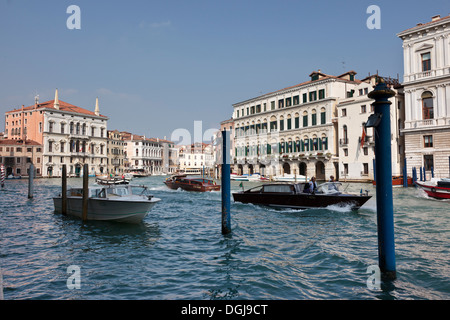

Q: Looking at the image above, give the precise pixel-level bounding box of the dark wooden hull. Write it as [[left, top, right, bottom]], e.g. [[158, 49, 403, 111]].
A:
[[232, 192, 371, 210], [164, 181, 220, 192]]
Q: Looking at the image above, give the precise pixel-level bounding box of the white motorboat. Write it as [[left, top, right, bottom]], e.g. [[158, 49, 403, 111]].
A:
[[231, 173, 269, 182], [271, 174, 307, 182], [53, 185, 161, 223]]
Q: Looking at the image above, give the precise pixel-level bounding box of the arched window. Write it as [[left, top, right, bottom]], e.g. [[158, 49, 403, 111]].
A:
[[422, 91, 434, 120], [320, 107, 326, 124], [303, 111, 308, 127]]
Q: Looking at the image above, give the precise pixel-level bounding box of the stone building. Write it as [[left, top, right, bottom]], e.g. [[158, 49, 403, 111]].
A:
[[397, 14, 450, 178], [4, 89, 108, 177]]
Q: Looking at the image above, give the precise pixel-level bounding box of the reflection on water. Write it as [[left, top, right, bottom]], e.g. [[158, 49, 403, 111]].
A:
[[0, 176, 449, 299]]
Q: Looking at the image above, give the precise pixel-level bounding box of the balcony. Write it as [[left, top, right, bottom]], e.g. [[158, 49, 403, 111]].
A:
[[339, 138, 349, 146], [405, 117, 450, 130]]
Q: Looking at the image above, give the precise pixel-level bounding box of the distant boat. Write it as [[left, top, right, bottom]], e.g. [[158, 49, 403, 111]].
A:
[[372, 175, 413, 187], [6, 174, 22, 179], [53, 185, 161, 223], [164, 174, 220, 192], [233, 181, 371, 210], [128, 169, 150, 178], [231, 173, 269, 182], [415, 178, 450, 200], [96, 176, 129, 185], [271, 174, 307, 182]]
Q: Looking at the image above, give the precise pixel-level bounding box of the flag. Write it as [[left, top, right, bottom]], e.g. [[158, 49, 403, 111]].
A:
[[361, 126, 366, 149]]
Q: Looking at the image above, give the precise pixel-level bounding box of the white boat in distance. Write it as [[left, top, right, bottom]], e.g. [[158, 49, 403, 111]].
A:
[[271, 174, 307, 182], [53, 185, 161, 223], [231, 173, 269, 181]]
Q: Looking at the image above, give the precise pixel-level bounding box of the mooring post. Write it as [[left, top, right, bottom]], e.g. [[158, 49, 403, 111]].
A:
[[1, 164, 5, 188], [28, 164, 34, 199], [62, 164, 67, 215], [82, 164, 89, 222], [221, 130, 231, 235], [403, 158, 407, 188], [368, 78, 396, 280], [423, 167, 426, 181]]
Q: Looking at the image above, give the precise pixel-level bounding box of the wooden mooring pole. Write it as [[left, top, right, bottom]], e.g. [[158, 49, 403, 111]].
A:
[[82, 164, 89, 221], [62, 164, 67, 215], [28, 164, 34, 199]]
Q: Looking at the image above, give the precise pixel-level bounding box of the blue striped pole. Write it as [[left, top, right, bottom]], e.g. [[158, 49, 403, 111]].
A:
[[403, 158, 407, 188], [368, 79, 396, 280], [221, 130, 231, 235]]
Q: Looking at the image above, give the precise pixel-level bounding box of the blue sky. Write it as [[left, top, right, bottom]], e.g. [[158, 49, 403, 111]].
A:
[[1, 0, 449, 143]]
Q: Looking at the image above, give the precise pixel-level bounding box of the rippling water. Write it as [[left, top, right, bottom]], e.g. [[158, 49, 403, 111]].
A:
[[0, 176, 449, 300]]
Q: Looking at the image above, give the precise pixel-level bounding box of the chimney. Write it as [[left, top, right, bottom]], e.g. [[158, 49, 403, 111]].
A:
[[431, 15, 441, 21], [94, 97, 100, 116], [53, 89, 60, 110]]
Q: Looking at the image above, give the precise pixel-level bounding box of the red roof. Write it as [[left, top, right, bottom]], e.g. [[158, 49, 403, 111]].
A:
[[0, 139, 41, 146], [6, 100, 108, 118]]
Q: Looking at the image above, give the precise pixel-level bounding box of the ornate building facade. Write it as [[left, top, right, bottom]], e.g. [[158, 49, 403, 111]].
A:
[[232, 70, 361, 180], [4, 90, 108, 177], [398, 14, 450, 178]]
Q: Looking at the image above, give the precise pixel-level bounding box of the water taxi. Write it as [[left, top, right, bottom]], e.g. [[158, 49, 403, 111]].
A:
[[415, 178, 450, 199], [164, 174, 220, 192], [233, 181, 371, 210]]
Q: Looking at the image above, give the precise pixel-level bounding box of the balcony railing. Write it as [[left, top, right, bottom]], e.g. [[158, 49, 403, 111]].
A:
[[405, 117, 450, 129]]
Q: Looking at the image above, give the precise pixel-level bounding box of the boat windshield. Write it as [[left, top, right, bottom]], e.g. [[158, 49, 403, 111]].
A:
[[106, 186, 130, 197], [263, 184, 295, 193], [315, 182, 343, 194]]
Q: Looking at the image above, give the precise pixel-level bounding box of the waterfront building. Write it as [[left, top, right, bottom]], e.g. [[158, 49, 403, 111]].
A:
[[4, 90, 108, 177], [336, 75, 405, 181], [0, 139, 43, 177], [106, 130, 126, 175], [122, 132, 173, 175], [397, 14, 450, 178], [178, 142, 215, 175], [232, 70, 361, 180]]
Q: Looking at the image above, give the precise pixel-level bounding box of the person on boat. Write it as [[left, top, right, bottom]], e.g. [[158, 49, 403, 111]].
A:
[[328, 175, 339, 192], [304, 177, 317, 193]]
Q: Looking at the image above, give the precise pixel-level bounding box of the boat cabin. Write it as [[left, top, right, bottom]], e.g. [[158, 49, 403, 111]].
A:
[[241, 182, 344, 195]]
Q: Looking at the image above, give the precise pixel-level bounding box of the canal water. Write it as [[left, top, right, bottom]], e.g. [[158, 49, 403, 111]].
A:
[[0, 176, 449, 300]]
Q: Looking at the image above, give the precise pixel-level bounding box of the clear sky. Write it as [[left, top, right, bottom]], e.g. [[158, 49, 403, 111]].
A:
[[1, 0, 449, 143]]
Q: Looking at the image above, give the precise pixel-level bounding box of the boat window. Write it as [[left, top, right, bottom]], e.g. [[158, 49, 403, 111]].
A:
[[263, 185, 295, 193], [316, 182, 343, 194], [106, 187, 129, 196], [246, 185, 263, 193]]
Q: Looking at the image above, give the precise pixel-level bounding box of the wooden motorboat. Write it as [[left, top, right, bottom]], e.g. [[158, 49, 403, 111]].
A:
[[372, 175, 413, 187], [415, 178, 450, 199], [164, 174, 220, 192], [233, 181, 371, 210]]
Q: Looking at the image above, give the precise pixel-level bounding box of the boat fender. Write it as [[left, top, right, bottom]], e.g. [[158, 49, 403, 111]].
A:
[[431, 187, 436, 193]]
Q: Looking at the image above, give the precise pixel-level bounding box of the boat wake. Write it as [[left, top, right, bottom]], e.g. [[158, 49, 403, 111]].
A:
[[325, 203, 356, 213]]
